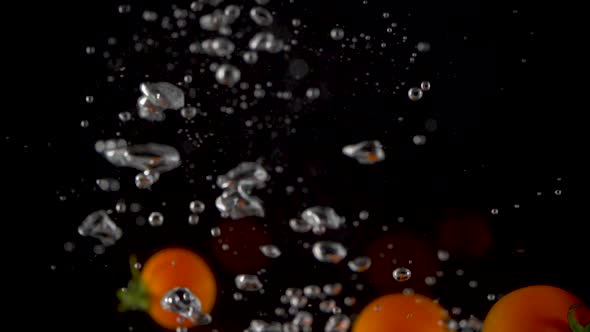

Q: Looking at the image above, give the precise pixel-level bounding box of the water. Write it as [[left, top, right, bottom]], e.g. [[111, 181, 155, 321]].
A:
[[392, 267, 412, 282], [78, 210, 122, 246], [312, 241, 347, 263], [324, 314, 351, 332], [259, 245, 282, 258], [160, 287, 212, 325], [65, 3, 557, 331], [235, 274, 263, 291], [342, 140, 385, 164], [347, 256, 372, 272]]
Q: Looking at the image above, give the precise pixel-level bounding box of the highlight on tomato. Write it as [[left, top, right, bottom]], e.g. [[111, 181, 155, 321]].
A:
[[116, 247, 217, 330], [352, 293, 449, 332], [482, 285, 589, 332]]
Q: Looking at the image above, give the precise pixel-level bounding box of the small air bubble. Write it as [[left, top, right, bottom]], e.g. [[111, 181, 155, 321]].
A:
[[408, 87, 423, 101], [94, 244, 106, 255], [330, 28, 345, 40], [425, 276, 437, 286], [148, 212, 164, 227], [64, 242, 75, 252], [417, 42, 431, 52], [413, 135, 427, 145], [359, 210, 369, 220]]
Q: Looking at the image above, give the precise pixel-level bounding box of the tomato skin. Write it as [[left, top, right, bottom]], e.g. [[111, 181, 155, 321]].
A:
[[140, 248, 217, 330], [352, 293, 449, 332], [482, 285, 589, 332]]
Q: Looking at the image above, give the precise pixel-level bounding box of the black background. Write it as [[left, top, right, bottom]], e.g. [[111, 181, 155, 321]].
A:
[[7, 0, 584, 331]]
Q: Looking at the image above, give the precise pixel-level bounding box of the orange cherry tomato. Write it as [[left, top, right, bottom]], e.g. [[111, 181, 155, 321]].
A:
[[141, 248, 217, 330], [353, 293, 449, 332], [483, 285, 590, 332]]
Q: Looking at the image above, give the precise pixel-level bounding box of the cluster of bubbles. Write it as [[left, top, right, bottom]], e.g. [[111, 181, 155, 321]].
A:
[[245, 283, 354, 332], [188, 200, 206, 225], [95, 139, 181, 189], [215, 162, 269, 219], [289, 206, 346, 235], [137, 82, 185, 121], [407, 81, 431, 101], [72, 1, 491, 330], [188, 3, 285, 87]]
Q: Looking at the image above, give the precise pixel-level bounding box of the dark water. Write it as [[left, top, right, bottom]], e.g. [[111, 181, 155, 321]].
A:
[[8, 1, 583, 331]]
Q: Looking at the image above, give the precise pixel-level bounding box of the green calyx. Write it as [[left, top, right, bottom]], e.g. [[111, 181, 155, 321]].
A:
[[116, 255, 150, 312], [569, 304, 590, 332]]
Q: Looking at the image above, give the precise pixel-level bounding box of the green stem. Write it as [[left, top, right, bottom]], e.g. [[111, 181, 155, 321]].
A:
[[116, 255, 150, 312], [568, 304, 590, 332]]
